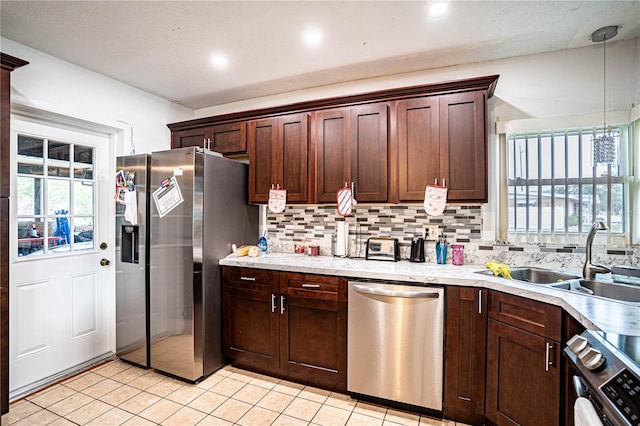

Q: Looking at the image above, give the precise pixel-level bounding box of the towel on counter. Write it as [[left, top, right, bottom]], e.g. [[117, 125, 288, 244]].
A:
[[485, 261, 512, 279]]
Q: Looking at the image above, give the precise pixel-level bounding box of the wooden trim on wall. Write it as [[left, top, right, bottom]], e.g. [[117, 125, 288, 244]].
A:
[[1, 51, 29, 416], [168, 75, 500, 131]]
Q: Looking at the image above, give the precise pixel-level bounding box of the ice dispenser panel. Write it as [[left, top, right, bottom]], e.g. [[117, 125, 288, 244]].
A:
[[121, 225, 139, 263]]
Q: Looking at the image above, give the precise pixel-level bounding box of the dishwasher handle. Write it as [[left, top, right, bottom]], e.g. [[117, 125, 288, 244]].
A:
[[352, 284, 440, 299]]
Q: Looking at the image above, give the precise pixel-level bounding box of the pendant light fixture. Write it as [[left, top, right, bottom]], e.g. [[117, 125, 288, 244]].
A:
[[591, 25, 620, 165]]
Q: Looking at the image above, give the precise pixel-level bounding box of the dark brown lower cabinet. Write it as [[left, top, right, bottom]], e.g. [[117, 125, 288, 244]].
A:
[[222, 285, 280, 372], [222, 267, 347, 391], [485, 291, 562, 426], [279, 272, 347, 392], [444, 287, 487, 425]]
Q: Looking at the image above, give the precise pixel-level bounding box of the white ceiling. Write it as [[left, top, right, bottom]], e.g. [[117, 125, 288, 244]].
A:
[[1, 1, 640, 110]]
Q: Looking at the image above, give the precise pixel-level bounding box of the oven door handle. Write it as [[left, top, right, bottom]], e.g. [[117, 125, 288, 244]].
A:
[[573, 375, 587, 398]]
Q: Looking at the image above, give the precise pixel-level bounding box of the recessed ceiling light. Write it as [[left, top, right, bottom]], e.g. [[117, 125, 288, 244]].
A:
[[303, 27, 324, 48], [427, 1, 449, 18], [210, 53, 229, 70]]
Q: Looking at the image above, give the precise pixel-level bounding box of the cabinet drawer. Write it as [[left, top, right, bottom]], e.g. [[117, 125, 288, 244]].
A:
[[280, 273, 346, 301], [488, 291, 561, 341], [222, 267, 279, 290]]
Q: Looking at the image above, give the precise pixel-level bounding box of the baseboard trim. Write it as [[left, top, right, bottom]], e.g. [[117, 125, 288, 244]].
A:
[[9, 352, 116, 403]]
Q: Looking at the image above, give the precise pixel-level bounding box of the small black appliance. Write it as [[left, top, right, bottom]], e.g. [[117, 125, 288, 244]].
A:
[[409, 236, 425, 262]]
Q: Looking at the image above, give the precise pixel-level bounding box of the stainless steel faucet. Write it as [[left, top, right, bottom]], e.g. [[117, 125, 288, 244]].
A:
[[583, 220, 611, 279]]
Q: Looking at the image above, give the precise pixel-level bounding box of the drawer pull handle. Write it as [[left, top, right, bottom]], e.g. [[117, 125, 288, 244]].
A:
[[545, 342, 554, 372], [302, 283, 321, 288], [240, 276, 256, 281]]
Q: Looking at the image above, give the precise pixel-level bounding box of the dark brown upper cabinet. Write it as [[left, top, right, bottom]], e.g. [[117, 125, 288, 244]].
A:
[[397, 97, 440, 201], [439, 91, 487, 202], [248, 113, 309, 204], [396, 91, 488, 203], [315, 103, 388, 203], [168, 75, 498, 205], [170, 122, 247, 155]]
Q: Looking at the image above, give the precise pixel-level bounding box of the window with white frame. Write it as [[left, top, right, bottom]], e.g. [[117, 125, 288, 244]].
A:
[[16, 134, 96, 257], [505, 125, 629, 243]]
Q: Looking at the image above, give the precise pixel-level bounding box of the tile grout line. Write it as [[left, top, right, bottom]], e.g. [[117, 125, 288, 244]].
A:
[[4, 361, 461, 426]]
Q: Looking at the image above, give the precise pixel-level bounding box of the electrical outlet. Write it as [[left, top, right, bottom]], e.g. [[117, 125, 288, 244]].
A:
[[424, 225, 439, 241]]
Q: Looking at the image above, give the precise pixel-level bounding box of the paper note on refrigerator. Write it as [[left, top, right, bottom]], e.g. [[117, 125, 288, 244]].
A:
[[152, 176, 184, 218]]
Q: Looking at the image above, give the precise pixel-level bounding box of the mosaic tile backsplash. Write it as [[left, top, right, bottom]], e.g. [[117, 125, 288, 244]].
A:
[[265, 204, 639, 269]]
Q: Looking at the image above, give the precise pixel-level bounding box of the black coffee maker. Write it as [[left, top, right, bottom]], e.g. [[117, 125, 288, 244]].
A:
[[409, 236, 425, 262]]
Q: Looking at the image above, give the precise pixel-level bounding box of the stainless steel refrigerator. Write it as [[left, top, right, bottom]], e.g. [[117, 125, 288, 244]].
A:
[[115, 154, 151, 368], [148, 147, 258, 382]]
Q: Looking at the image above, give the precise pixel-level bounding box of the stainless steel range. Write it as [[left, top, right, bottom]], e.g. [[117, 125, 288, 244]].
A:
[[565, 330, 640, 426]]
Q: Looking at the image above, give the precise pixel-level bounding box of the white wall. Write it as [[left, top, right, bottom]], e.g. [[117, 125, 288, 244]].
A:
[[1, 38, 193, 155], [636, 37, 640, 106], [195, 38, 638, 121]]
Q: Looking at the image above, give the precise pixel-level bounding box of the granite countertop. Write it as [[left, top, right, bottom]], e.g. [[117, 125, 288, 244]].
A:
[[220, 253, 640, 337]]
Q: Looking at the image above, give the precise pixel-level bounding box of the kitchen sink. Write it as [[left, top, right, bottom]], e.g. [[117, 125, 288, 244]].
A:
[[475, 267, 581, 284], [551, 279, 640, 304]]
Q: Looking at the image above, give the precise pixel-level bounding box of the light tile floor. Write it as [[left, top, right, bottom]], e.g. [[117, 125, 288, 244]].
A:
[[1, 360, 468, 426]]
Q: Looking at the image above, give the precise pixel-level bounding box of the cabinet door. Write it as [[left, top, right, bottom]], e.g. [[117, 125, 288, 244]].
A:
[[486, 319, 560, 426], [315, 109, 350, 203], [397, 98, 440, 201], [249, 118, 279, 203], [209, 122, 247, 154], [281, 114, 309, 203], [222, 268, 280, 372], [439, 92, 487, 202], [171, 127, 208, 149], [279, 273, 347, 391], [249, 115, 309, 204], [350, 104, 388, 202], [444, 287, 487, 425]]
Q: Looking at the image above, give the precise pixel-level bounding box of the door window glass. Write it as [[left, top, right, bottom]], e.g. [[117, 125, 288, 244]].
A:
[[16, 134, 96, 257]]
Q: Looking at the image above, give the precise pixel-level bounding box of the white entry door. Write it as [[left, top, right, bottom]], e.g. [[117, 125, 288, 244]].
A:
[[9, 118, 114, 396]]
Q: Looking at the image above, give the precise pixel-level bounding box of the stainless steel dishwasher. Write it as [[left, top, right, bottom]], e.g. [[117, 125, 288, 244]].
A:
[[347, 281, 444, 411]]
